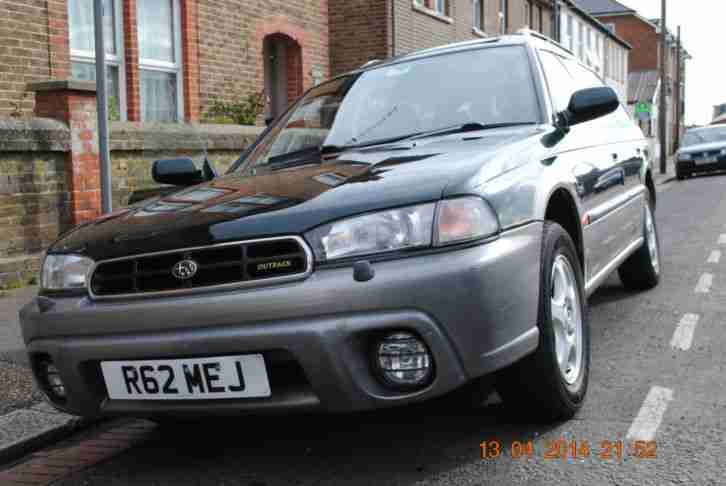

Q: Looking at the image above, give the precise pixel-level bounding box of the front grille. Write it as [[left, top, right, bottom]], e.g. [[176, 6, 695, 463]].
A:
[[90, 237, 310, 298]]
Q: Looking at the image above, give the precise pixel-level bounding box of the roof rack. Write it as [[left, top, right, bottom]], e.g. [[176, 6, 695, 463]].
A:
[[515, 28, 575, 56]]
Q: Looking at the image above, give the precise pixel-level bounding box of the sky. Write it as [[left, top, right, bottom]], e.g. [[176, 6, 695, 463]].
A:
[[614, 0, 724, 126]]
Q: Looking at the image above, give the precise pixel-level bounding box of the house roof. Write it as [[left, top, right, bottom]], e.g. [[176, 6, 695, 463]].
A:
[[562, 0, 631, 49], [628, 70, 658, 105], [574, 0, 634, 16]]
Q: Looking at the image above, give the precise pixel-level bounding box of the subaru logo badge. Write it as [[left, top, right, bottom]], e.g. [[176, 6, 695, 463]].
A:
[[172, 259, 199, 280]]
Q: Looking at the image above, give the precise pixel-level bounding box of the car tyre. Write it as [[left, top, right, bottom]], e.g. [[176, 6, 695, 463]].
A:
[[496, 222, 590, 423], [676, 166, 687, 180], [618, 198, 660, 291]]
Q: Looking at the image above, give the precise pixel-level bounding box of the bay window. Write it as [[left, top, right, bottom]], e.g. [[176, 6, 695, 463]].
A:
[[68, 0, 126, 120], [137, 0, 184, 122]]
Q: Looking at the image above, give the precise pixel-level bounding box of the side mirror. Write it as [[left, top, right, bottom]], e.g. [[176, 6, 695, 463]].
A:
[[560, 87, 620, 127], [265, 115, 275, 126], [152, 158, 204, 186]]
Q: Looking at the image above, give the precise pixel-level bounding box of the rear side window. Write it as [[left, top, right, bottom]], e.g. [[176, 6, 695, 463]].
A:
[[560, 57, 604, 90], [539, 51, 577, 113]]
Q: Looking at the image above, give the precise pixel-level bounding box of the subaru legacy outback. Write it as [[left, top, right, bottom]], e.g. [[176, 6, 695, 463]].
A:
[[21, 32, 660, 423]]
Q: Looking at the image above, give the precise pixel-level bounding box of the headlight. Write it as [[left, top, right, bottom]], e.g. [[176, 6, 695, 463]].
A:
[[305, 197, 499, 262], [306, 203, 436, 262], [678, 153, 692, 161], [41, 254, 94, 291], [721, 149, 726, 156]]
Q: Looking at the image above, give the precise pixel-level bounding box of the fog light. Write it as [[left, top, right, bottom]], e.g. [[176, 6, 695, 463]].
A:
[[375, 332, 433, 388], [39, 361, 67, 401]]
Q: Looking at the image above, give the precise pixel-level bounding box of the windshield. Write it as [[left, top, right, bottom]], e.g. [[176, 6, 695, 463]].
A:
[[683, 127, 726, 146], [235, 46, 540, 171]]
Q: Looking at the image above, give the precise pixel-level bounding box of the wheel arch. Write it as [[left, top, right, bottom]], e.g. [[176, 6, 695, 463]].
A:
[[543, 187, 584, 270]]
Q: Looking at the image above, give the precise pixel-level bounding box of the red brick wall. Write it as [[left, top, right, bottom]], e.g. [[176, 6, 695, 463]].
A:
[[0, 0, 53, 117], [329, 0, 532, 76], [196, 1, 330, 118], [598, 15, 658, 72], [328, 0, 389, 75]]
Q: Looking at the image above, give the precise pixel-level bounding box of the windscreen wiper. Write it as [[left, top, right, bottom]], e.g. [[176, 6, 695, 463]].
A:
[[321, 122, 537, 154], [407, 121, 537, 141], [266, 146, 323, 171]]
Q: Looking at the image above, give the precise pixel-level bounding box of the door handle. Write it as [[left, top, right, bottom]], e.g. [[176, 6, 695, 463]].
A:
[[612, 153, 619, 161]]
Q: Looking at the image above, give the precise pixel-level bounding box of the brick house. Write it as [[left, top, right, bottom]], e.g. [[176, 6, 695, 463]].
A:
[[1, 0, 559, 122], [330, 0, 554, 75], [576, 0, 690, 155], [0, 0, 632, 122], [0, 0, 330, 123]]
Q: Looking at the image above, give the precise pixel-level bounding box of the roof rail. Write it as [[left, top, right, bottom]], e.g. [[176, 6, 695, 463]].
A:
[[515, 28, 575, 56], [360, 59, 383, 69]]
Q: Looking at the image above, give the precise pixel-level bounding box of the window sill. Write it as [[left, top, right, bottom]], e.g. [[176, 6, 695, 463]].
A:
[[412, 4, 453, 25], [472, 28, 487, 38]]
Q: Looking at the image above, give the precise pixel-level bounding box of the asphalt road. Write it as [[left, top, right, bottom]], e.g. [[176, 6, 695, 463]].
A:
[[33, 173, 726, 485]]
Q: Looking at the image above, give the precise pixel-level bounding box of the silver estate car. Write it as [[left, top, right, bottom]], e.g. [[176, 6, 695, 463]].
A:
[[20, 32, 661, 424]]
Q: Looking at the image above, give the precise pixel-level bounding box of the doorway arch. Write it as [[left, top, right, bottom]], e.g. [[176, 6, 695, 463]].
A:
[[263, 33, 303, 119]]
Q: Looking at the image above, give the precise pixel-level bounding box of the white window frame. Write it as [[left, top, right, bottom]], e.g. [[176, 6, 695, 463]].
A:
[[69, 0, 127, 121], [137, 0, 185, 122]]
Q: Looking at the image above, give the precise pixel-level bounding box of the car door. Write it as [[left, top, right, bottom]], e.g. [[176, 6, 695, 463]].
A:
[[538, 50, 630, 285], [560, 58, 644, 284]]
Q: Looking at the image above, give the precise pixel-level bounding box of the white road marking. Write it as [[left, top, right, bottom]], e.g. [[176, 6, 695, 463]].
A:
[[708, 250, 722, 263], [670, 313, 700, 351], [694, 273, 713, 293], [719, 234, 726, 245], [626, 386, 674, 441]]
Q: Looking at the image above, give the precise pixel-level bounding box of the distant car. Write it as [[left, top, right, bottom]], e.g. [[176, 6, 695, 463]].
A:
[[676, 125, 726, 179], [20, 32, 660, 424]]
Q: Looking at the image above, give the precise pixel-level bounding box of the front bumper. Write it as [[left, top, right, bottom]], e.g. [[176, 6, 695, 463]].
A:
[[20, 223, 542, 418], [677, 156, 726, 174]]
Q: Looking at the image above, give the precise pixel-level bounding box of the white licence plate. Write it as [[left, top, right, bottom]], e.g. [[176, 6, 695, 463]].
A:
[[101, 354, 271, 400], [697, 157, 718, 164]]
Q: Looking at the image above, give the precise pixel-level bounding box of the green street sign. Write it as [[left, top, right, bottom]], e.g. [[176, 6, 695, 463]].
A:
[[635, 102, 652, 114]]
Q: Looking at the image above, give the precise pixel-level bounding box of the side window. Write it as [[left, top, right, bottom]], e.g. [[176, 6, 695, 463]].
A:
[[538, 51, 577, 113], [561, 58, 604, 90]]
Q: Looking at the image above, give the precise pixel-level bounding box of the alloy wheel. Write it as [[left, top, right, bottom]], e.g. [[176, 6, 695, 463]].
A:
[[550, 254, 583, 385]]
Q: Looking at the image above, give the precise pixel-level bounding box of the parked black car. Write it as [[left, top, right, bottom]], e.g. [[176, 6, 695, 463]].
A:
[[21, 31, 660, 424]]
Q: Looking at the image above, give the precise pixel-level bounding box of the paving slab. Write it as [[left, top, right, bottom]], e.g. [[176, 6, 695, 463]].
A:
[[0, 408, 82, 465]]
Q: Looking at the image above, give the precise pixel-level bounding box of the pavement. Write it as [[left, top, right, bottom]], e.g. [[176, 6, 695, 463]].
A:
[[652, 157, 676, 187], [6, 168, 726, 486], [0, 286, 87, 465]]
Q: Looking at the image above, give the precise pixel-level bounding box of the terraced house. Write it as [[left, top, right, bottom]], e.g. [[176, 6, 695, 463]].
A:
[[0, 0, 629, 287]]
